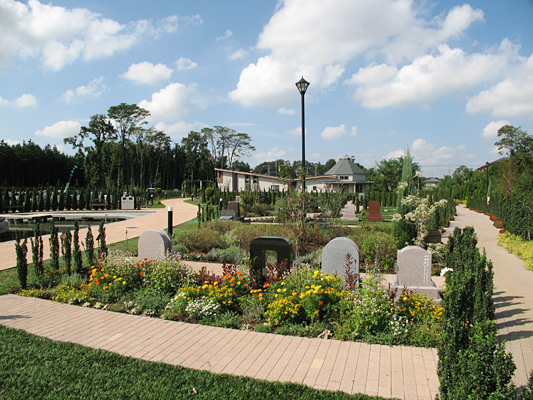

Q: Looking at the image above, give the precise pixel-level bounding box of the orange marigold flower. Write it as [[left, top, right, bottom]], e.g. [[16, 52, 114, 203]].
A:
[[140, 272, 144, 276], [315, 310, 319, 314], [318, 301, 323, 306]]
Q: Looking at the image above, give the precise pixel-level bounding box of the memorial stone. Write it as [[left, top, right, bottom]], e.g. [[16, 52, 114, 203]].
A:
[[367, 201, 383, 222], [138, 229, 172, 260], [321, 237, 359, 280], [394, 246, 441, 301]]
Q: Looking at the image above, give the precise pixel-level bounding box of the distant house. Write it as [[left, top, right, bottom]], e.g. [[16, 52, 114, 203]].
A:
[[423, 177, 440, 189], [215, 154, 372, 194]]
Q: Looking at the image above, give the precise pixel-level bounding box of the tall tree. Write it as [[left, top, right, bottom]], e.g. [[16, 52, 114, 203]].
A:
[[107, 104, 150, 190]]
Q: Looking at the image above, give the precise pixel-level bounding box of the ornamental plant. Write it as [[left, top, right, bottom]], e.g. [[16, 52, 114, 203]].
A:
[[393, 195, 447, 246], [336, 273, 395, 340]]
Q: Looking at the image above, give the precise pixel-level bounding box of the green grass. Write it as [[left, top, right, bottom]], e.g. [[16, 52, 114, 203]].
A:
[[0, 325, 390, 400]]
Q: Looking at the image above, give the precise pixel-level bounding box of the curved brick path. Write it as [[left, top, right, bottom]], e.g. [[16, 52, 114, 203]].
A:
[[444, 205, 533, 388]]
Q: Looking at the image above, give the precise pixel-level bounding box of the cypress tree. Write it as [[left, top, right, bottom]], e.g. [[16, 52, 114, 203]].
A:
[[85, 226, 95, 267], [98, 220, 107, 258], [73, 220, 82, 274], [49, 222, 60, 270], [61, 230, 72, 275], [31, 222, 44, 281], [15, 236, 28, 290], [51, 188, 58, 211], [45, 188, 51, 211]]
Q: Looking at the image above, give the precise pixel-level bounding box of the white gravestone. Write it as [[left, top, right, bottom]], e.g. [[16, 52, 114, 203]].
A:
[[394, 246, 441, 301], [138, 229, 172, 261], [321, 237, 360, 281]]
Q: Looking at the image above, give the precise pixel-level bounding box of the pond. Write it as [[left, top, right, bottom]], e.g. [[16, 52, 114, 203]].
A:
[[0, 211, 150, 243]]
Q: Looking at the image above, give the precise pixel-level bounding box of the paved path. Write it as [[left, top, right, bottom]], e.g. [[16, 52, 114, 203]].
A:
[[444, 205, 533, 387], [0, 198, 198, 271]]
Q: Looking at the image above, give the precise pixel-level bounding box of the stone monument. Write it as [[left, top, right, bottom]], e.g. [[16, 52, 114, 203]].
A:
[[321, 237, 360, 281], [367, 201, 383, 222], [393, 246, 441, 301], [138, 229, 172, 261]]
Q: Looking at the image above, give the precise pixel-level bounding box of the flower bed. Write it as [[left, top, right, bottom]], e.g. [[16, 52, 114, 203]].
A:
[[20, 250, 442, 347]]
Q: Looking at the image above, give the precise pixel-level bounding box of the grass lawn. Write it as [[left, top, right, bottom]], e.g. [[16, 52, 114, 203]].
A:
[[0, 325, 391, 400]]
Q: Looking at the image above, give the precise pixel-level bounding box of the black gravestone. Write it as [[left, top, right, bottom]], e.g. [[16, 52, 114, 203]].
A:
[[250, 236, 292, 284]]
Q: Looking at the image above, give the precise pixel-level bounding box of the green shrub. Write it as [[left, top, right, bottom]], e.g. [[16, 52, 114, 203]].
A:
[[437, 227, 515, 399], [349, 228, 399, 272], [132, 287, 172, 316], [336, 274, 394, 340], [174, 227, 221, 253]]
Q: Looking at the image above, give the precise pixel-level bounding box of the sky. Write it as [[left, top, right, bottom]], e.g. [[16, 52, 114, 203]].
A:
[[1, 0, 532, 178]]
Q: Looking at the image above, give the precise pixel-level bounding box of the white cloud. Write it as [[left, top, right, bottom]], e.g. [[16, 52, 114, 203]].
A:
[[229, 49, 247, 60], [287, 127, 304, 137], [489, 147, 500, 155], [0, 0, 189, 70], [321, 124, 357, 140], [278, 107, 295, 115], [35, 120, 80, 138], [138, 82, 196, 121], [6, 139, 21, 146], [230, 0, 484, 106], [457, 145, 466, 150], [385, 139, 454, 169], [61, 76, 106, 103], [254, 147, 287, 164], [121, 62, 173, 85], [14, 94, 37, 108], [347, 41, 516, 108], [175, 57, 197, 71], [217, 30, 233, 42], [482, 120, 511, 139], [0, 93, 37, 107], [466, 54, 533, 117]]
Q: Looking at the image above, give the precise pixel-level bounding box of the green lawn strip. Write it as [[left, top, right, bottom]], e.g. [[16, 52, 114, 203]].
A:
[[0, 325, 390, 400]]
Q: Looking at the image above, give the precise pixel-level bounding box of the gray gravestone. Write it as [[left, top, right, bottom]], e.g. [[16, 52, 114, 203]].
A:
[[138, 229, 172, 260], [321, 237, 359, 280], [219, 209, 236, 221], [341, 201, 358, 221], [394, 246, 441, 301]]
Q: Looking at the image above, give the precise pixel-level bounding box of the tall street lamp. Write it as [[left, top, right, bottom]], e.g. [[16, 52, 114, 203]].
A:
[[296, 77, 309, 192]]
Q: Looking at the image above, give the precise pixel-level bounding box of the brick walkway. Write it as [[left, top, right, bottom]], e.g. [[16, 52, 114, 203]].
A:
[[0, 295, 439, 399]]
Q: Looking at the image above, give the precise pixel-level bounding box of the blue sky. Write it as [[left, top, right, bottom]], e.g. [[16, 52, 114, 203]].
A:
[[1, 0, 532, 177]]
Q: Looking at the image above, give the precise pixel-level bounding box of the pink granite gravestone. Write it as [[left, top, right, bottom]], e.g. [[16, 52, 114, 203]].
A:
[[367, 201, 383, 222]]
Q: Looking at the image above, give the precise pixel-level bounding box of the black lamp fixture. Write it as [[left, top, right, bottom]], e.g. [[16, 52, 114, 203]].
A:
[[295, 77, 309, 192]]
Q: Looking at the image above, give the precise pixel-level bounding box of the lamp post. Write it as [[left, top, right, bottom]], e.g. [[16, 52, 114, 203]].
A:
[[485, 161, 490, 204], [296, 77, 309, 192]]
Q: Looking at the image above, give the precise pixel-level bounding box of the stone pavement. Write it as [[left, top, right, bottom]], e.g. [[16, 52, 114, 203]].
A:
[[443, 205, 533, 388], [0, 198, 198, 271]]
